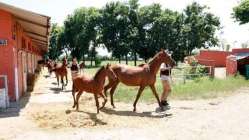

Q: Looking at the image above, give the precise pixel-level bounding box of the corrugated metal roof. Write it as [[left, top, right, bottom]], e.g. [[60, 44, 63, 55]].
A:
[[234, 53, 249, 60], [0, 2, 50, 50]]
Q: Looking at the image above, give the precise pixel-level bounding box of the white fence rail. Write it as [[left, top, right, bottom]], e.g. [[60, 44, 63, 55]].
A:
[[0, 75, 9, 109], [171, 66, 213, 84]]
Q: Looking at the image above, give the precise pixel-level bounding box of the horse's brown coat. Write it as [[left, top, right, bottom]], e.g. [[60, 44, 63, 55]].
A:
[[104, 50, 176, 112], [72, 64, 116, 113], [52, 58, 68, 90]]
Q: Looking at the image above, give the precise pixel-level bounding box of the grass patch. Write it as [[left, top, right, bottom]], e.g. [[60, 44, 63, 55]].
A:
[[110, 75, 249, 102], [82, 63, 249, 102], [171, 75, 249, 100]]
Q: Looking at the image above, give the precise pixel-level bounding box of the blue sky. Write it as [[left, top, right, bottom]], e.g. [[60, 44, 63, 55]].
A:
[[1, 0, 249, 50]]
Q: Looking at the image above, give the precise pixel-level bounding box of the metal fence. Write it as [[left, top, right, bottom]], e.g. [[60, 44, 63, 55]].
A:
[[170, 65, 213, 84]]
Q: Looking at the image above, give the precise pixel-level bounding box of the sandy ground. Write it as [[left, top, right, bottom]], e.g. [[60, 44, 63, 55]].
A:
[[0, 70, 249, 140]]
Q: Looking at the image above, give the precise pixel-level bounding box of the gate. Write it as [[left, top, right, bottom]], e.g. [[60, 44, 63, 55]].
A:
[[171, 65, 212, 84]]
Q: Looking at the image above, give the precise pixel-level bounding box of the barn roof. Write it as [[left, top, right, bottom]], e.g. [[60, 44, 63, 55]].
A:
[[0, 2, 50, 50], [234, 53, 249, 60]]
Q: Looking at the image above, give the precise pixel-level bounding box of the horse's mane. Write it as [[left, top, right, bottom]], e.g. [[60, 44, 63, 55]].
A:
[[148, 51, 161, 65], [93, 66, 105, 79]]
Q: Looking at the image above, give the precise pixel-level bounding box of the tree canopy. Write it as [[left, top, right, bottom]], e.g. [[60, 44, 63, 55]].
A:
[[47, 1, 221, 64], [233, 0, 249, 24]]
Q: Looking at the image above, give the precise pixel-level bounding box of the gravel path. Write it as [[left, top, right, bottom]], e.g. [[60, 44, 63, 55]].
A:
[[0, 70, 249, 140]]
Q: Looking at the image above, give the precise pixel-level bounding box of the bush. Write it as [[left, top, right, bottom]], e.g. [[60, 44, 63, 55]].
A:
[[196, 64, 208, 75], [186, 64, 208, 79]]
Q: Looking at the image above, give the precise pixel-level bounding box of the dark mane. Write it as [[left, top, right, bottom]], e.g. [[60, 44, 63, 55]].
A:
[[148, 51, 162, 65], [93, 66, 105, 79]]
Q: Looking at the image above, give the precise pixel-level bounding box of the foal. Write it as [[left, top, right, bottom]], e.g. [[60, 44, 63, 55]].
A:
[[72, 64, 116, 113], [52, 58, 68, 90], [46, 59, 54, 75]]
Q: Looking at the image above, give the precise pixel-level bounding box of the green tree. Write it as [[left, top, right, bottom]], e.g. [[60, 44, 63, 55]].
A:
[[182, 2, 220, 56], [100, 2, 130, 63], [47, 24, 63, 60], [137, 4, 163, 62], [152, 9, 185, 62], [63, 7, 100, 62], [127, 0, 140, 65], [233, 0, 249, 24], [57, 26, 69, 57]]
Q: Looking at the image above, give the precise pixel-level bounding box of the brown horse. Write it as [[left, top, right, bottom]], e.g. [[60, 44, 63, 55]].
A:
[[52, 57, 68, 90], [46, 59, 55, 75], [79, 62, 85, 74], [72, 64, 117, 113], [104, 50, 176, 112]]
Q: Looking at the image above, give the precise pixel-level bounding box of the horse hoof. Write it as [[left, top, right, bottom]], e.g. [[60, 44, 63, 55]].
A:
[[112, 105, 116, 109], [133, 108, 136, 112]]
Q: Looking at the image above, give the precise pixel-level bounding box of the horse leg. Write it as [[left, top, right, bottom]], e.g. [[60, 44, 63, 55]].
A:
[[72, 84, 76, 108], [65, 73, 68, 86], [109, 81, 119, 108], [104, 82, 112, 97], [104, 77, 116, 97], [75, 91, 83, 111], [133, 86, 145, 112], [61, 76, 64, 90], [94, 94, 100, 114], [56, 75, 59, 87], [99, 92, 107, 110], [150, 84, 162, 108]]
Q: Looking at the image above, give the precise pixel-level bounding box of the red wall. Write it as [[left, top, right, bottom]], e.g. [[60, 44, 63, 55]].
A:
[[0, 9, 45, 101], [196, 49, 249, 76], [0, 10, 16, 100], [195, 50, 232, 67]]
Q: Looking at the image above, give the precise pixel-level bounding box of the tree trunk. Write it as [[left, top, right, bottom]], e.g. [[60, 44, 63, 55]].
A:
[[125, 55, 128, 65], [118, 56, 121, 64], [94, 55, 96, 67], [90, 57, 93, 67], [82, 52, 85, 64], [90, 50, 93, 67], [134, 51, 137, 66]]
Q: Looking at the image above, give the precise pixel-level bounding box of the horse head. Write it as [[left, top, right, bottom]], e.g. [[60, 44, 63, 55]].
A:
[[159, 49, 176, 67], [105, 63, 117, 80], [62, 57, 68, 66]]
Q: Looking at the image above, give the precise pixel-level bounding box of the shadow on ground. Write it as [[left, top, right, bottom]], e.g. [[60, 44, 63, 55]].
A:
[[43, 75, 50, 78], [51, 82, 58, 85], [101, 108, 172, 118], [0, 93, 30, 118], [49, 87, 62, 94]]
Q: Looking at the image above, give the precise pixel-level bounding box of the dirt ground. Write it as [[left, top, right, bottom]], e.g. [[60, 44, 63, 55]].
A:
[[0, 70, 249, 140]]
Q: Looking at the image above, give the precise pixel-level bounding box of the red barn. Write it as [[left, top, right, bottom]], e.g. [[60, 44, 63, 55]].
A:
[[0, 2, 50, 101], [195, 50, 232, 67], [195, 49, 249, 76]]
